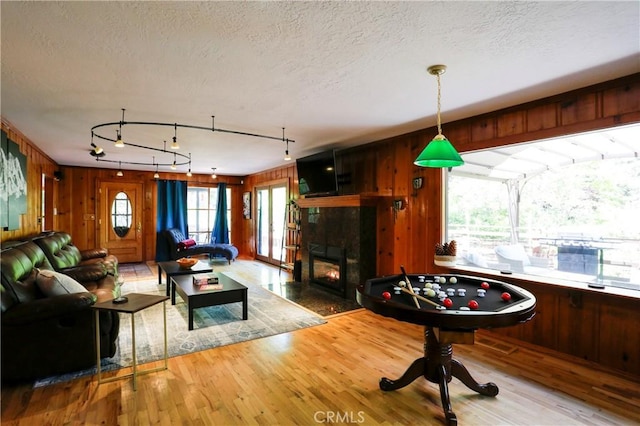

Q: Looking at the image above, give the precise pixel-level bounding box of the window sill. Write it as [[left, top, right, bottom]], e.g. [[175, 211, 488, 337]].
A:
[[447, 265, 640, 302]]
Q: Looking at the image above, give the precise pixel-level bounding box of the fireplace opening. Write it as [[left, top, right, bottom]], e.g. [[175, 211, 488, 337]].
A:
[[309, 244, 346, 297]]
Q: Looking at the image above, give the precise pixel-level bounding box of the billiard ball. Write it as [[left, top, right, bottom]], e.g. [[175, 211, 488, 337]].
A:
[[501, 292, 512, 302], [425, 288, 436, 298], [443, 298, 453, 308], [449, 277, 457, 284], [439, 277, 446, 284], [382, 291, 391, 300], [399, 280, 406, 287], [481, 282, 490, 290], [468, 300, 479, 310]]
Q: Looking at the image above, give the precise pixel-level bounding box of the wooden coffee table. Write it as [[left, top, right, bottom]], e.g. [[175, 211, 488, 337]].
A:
[[171, 272, 248, 330], [157, 260, 213, 296]]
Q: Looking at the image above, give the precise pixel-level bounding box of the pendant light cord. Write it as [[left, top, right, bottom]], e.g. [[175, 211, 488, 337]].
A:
[[436, 72, 443, 137]]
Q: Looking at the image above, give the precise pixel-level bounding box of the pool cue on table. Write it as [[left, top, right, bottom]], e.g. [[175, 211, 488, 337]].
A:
[[399, 286, 441, 308], [400, 265, 421, 309]]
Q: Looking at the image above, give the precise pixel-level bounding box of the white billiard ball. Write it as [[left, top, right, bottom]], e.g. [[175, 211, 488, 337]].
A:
[[449, 277, 458, 284]]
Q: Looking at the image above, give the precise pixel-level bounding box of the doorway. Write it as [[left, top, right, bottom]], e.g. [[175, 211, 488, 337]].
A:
[[255, 182, 287, 266], [98, 181, 144, 263]]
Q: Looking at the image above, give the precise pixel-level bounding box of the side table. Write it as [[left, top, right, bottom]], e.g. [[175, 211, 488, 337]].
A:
[[157, 260, 213, 296], [92, 293, 169, 390]]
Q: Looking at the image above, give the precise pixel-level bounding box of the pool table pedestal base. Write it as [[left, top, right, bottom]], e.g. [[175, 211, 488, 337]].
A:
[[379, 326, 498, 426]]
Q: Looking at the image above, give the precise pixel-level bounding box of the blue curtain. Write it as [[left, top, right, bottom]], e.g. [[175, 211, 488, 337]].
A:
[[210, 183, 229, 245], [155, 180, 188, 261]]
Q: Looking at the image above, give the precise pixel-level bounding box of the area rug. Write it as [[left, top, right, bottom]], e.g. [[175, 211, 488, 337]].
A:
[[34, 273, 326, 387]]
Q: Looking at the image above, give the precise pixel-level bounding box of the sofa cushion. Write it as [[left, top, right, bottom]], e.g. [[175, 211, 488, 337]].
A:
[[36, 270, 88, 297]]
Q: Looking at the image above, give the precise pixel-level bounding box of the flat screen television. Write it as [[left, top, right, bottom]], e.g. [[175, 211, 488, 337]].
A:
[[296, 150, 338, 197]]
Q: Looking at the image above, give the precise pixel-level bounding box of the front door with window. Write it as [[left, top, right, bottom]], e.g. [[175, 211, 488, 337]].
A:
[[256, 183, 287, 266], [99, 181, 143, 263]]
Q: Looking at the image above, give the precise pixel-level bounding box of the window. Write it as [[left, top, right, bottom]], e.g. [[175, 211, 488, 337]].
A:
[[447, 125, 640, 291], [187, 186, 232, 244]]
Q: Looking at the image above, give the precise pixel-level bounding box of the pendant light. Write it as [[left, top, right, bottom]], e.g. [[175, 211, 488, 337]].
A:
[[414, 65, 464, 168], [211, 168, 217, 179], [116, 161, 124, 177]]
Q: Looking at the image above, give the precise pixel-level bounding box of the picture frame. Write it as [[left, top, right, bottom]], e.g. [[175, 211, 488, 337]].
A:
[[242, 191, 251, 219]]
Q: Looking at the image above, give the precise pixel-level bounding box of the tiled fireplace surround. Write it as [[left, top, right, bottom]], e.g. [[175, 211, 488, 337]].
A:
[[300, 202, 377, 301]]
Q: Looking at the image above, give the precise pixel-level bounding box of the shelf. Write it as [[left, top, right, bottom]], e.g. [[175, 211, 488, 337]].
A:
[[297, 194, 384, 208], [280, 263, 294, 270]]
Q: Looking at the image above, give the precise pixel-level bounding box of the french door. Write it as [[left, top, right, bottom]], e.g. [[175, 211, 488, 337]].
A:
[[255, 182, 287, 266]]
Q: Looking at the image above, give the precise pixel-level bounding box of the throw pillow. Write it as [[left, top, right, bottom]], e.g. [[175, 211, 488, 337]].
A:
[[36, 269, 87, 296], [178, 238, 197, 250]]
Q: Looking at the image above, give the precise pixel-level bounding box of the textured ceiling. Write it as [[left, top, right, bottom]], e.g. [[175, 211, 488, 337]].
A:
[[1, 1, 638, 176]]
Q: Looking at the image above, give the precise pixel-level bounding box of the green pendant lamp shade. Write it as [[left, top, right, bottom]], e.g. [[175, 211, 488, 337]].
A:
[[414, 134, 464, 168], [414, 64, 464, 168]]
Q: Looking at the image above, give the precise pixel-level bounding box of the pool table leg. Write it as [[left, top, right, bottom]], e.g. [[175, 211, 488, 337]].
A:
[[437, 364, 457, 426], [380, 358, 425, 391], [378, 326, 495, 426], [450, 359, 499, 397]]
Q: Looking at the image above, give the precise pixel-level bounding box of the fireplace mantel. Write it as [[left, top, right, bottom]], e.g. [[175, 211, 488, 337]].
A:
[[297, 194, 383, 208]]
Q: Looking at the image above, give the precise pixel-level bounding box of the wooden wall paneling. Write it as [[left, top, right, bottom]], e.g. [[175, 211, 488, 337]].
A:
[[1, 119, 58, 242], [602, 78, 640, 117], [555, 290, 599, 361], [390, 135, 413, 272], [597, 301, 640, 376], [560, 93, 597, 126], [375, 142, 394, 196], [406, 133, 430, 272], [526, 103, 559, 132], [496, 110, 526, 138], [470, 116, 496, 143]]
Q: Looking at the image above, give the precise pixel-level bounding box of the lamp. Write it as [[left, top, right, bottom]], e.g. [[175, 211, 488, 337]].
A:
[[414, 65, 464, 168], [114, 109, 125, 147], [283, 128, 291, 161], [170, 124, 180, 150], [90, 140, 104, 157], [211, 168, 217, 179], [90, 109, 295, 175], [116, 161, 124, 177], [153, 157, 160, 179], [186, 154, 192, 177]]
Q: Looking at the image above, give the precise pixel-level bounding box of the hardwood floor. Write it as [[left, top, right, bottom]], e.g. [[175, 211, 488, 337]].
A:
[[2, 260, 639, 425]]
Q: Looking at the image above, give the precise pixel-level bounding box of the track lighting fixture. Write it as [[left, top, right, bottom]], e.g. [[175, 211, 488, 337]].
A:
[[116, 161, 124, 177], [283, 128, 291, 161], [90, 141, 105, 157], [186, 154, 192, 177], [171, 124, 180, 150], [153, 157, 160, 179], [211, 168, 217, 179], [90, 109, 295, 175]]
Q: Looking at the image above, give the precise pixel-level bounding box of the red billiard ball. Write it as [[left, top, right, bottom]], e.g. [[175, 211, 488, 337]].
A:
[[443, 298, 453, 308], [501, 292, 512, 302], [481, 282, 490, 290], [468, 300, 479, 310], [382, 291, 391, 300]]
